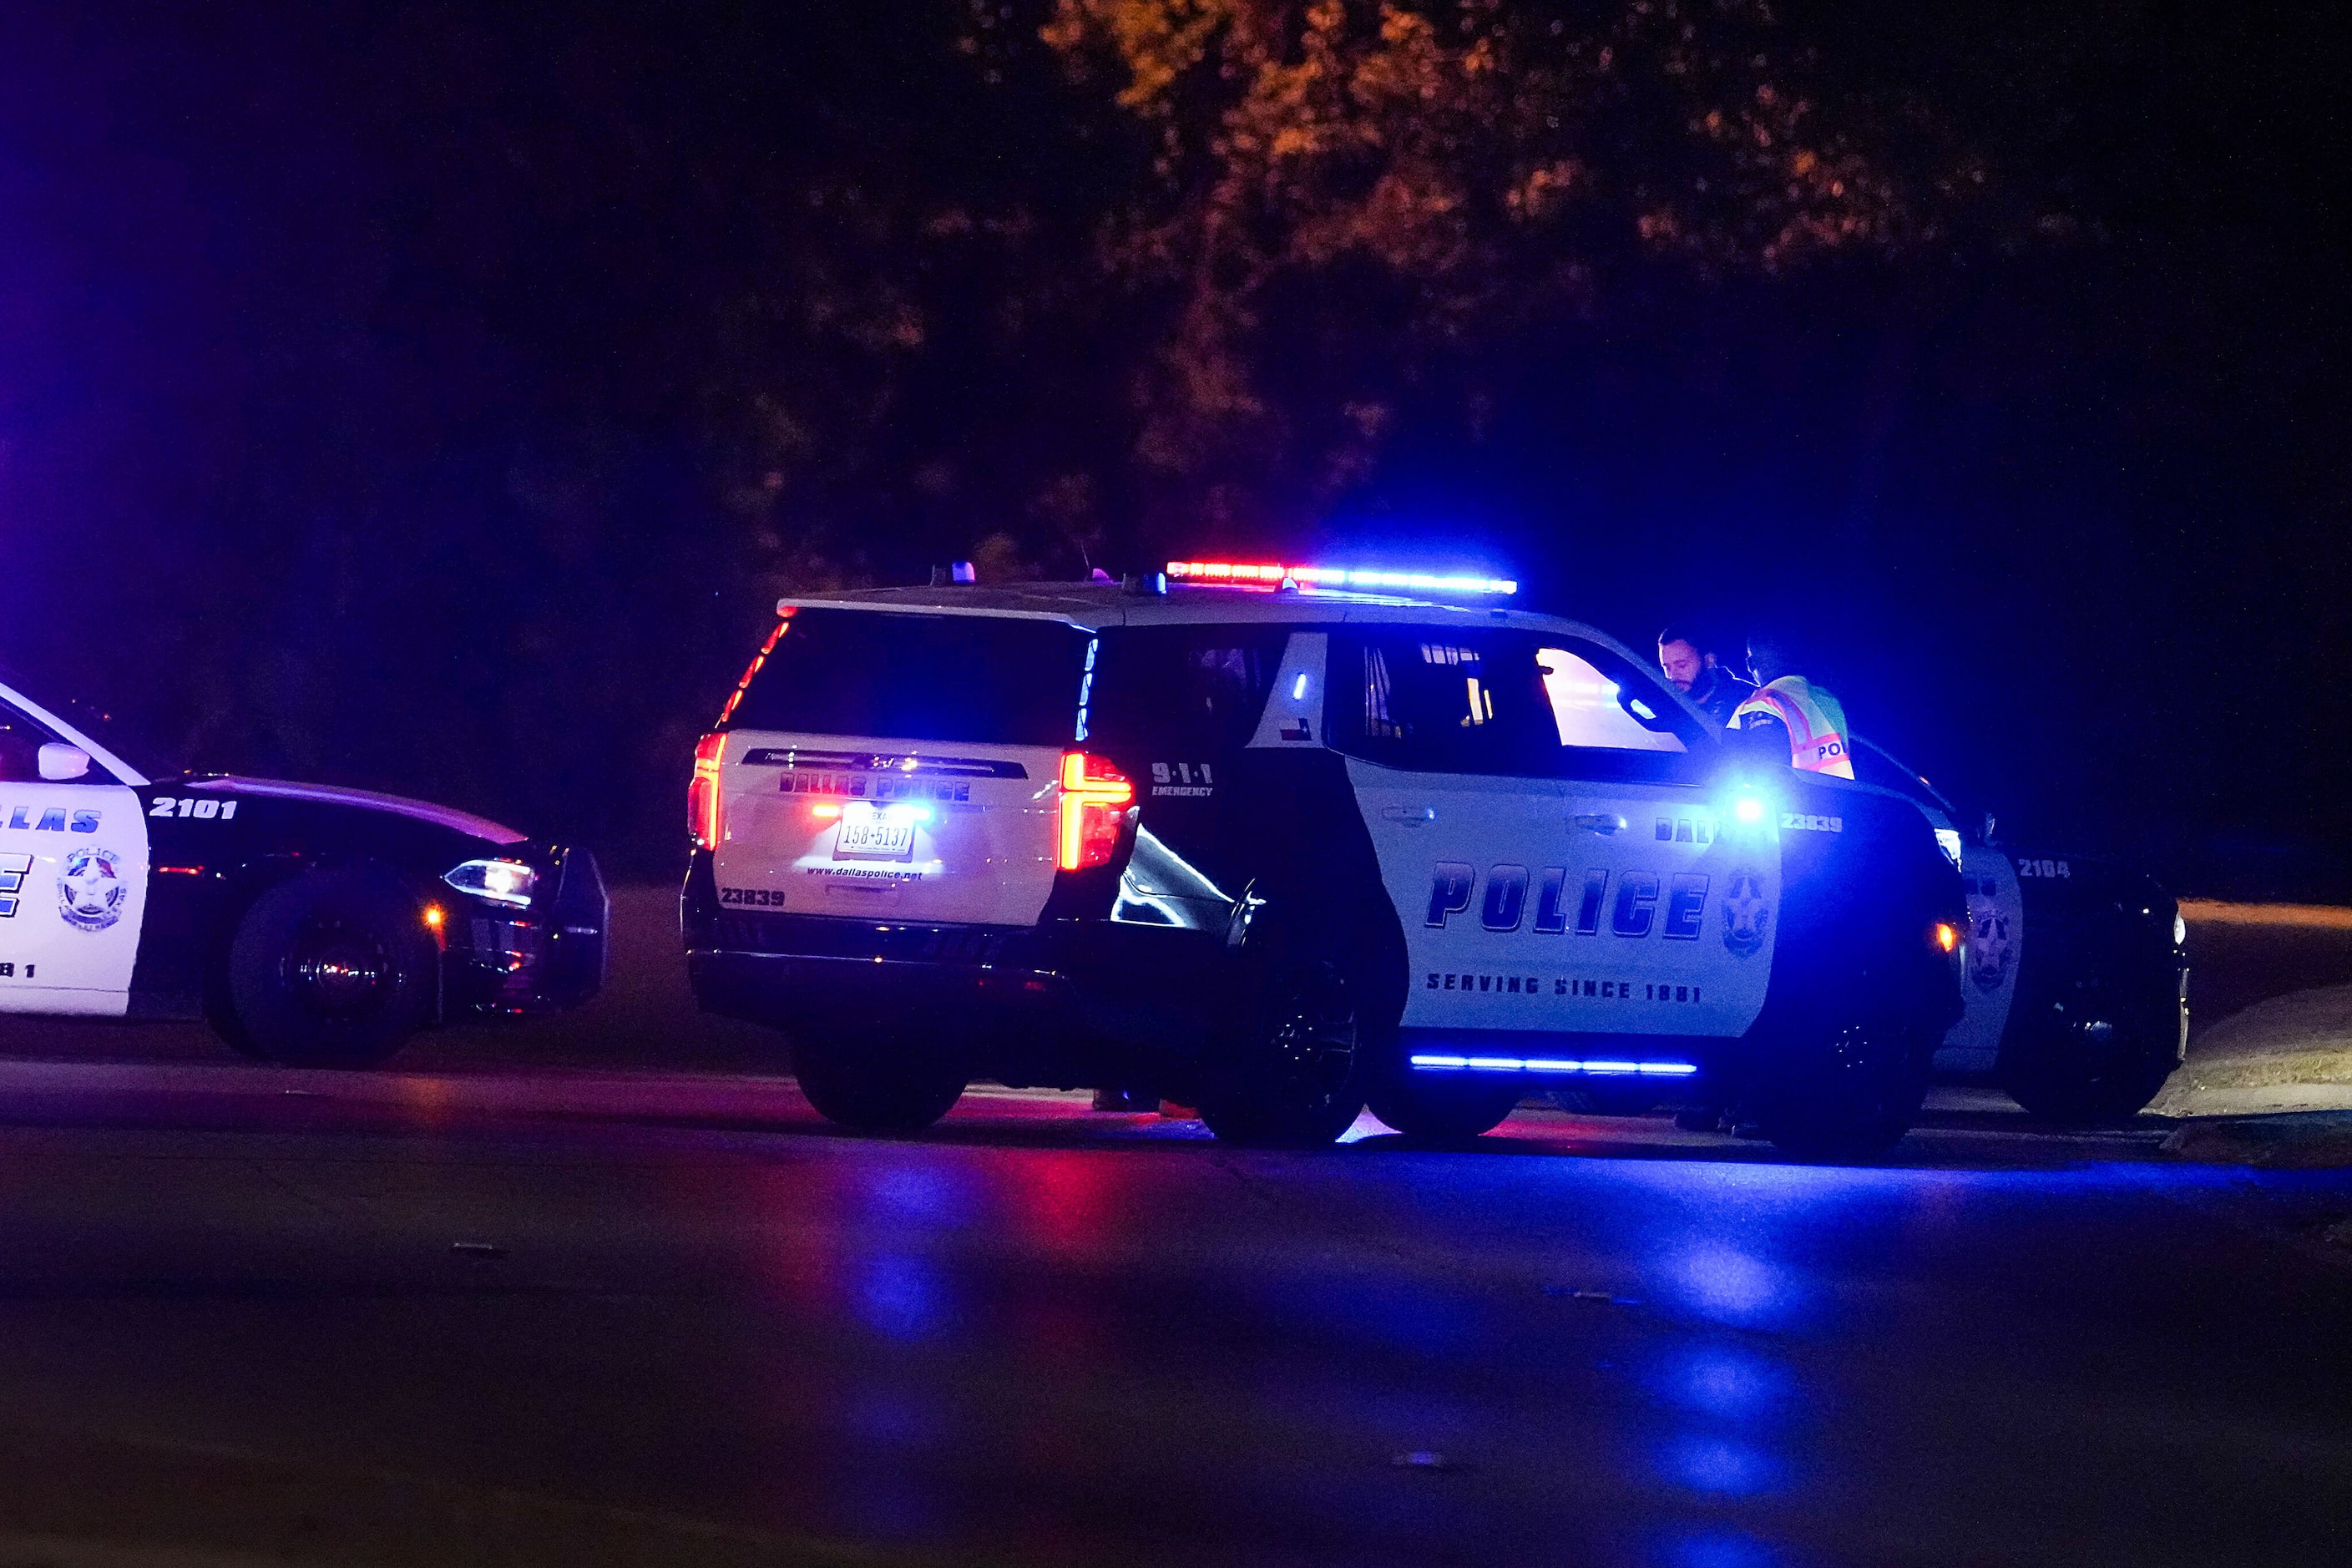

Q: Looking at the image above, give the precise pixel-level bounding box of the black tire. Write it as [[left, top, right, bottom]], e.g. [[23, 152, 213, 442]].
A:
[[1752, 1021, 1931, 1161], [1198, 953, 1365, 1148], [220, 868, 438, 1068], [1550, 1082, 1661, 1117], [792, 1038, 967, 1135], [1999, 923, 2183, 1125], [2000, 1004, 2179, 1124], [1367, 1071, 1523, 1142]]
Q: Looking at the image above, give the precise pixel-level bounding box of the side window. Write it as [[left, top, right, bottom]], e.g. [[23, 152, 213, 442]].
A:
[[1536, 646, 1686, 753], [1087, 627, 1287, 756], [1336, 630, 1707, 780], [1340, 632, 1560, 775]]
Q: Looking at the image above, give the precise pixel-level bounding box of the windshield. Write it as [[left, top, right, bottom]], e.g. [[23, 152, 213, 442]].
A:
[[1850, 735, 1964, 818]]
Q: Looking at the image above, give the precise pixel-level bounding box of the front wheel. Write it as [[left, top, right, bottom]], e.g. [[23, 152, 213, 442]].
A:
[[220, 868, 438, 1068], [1198, 955, 1364, 1148], [792, 1037, 967, 1135], [1367, 1070, 1522, 1142], [1999, 1008, 2179, 1123], [1751, 1021, 1931, 1161]]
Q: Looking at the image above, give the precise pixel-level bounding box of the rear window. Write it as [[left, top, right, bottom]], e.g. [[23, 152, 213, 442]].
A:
[[724, 609, 1090, 746]]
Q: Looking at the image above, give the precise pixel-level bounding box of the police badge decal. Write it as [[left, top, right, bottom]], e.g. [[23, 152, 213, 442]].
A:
[[1722, 870, 1769, 957], [1968, 896, 2013, 991], [58, 847, 126, 932]]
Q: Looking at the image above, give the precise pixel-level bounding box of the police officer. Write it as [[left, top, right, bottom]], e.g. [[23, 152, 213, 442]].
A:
[[1657, 623, 1757, 728], [1732, 629, 1855, 779]]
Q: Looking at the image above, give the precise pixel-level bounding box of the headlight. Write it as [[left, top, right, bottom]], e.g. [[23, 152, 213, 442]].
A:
[[2173, 911, 2187, 948], [444, 857, 539, 908], [1934, 828, 1964, 870]]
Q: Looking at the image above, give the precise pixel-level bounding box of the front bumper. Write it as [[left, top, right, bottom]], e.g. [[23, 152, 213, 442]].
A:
[[444, 846, 609, 1014]]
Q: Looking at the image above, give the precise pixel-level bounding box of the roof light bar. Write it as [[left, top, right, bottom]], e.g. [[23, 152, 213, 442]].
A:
[[1165, 561, 1517, 596]]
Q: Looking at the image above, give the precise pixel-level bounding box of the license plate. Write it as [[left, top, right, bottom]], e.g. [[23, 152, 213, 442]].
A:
[[832, 802, 918, 861]]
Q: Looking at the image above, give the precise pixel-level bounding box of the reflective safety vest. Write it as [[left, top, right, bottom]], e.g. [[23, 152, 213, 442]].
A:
[[1730, 676, 1854, 778]]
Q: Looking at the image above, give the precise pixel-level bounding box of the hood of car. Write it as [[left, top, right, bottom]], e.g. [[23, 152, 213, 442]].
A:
[[185, 776, 529, 846]]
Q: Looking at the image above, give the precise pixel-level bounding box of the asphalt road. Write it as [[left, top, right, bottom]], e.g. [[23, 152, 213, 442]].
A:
[[0, 895, 2343, 1567]]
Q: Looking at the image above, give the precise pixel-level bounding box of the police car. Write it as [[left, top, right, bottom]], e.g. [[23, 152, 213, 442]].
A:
[[683, 562, 1965, 1156], [1849, 739, 2188, 1121], [0, 677, 605, 1065]]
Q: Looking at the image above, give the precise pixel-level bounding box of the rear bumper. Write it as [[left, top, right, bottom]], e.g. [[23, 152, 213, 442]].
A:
[[689, 948, 1076, 1034], [680, 865, 1079, 1034]]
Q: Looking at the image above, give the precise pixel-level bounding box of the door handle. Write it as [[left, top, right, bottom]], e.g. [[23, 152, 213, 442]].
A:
[[1572, 813, 1627, 835], [1382, 806, 1436, 825]]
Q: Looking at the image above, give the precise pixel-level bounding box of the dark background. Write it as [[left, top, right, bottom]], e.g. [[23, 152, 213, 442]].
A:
[[0, 2, 2344, 891]]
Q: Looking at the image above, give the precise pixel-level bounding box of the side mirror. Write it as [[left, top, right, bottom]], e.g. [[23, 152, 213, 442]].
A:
[[37, 743, 91, 781], [1979, 812, 1997, 845]]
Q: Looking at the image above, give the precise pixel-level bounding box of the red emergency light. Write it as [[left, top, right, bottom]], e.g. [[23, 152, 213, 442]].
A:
[[1163, 560, 1517, 595]]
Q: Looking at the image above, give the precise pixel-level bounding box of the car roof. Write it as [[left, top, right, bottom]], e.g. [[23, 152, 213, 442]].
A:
[[770, 580, 1721, 741], [776, 580, 1611, 640]]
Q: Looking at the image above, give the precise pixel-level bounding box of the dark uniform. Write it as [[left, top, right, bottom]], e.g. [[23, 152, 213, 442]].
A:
[[1685, 665, 1758, 729]]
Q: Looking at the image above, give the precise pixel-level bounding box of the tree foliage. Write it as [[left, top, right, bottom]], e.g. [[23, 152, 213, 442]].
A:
[[1034, 0, 1965, 531]]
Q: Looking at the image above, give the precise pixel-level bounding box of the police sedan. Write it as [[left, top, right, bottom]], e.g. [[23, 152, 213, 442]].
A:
[[1849, 738, 2188, 1121], [0, 680, 604, 1065]]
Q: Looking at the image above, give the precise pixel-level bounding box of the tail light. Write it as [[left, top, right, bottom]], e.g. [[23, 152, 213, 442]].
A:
[[690, 732, 727, 849], [1057, 751, 1134, 872]]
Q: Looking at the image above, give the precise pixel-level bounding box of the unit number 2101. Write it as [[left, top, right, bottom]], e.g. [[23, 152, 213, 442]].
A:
[[148, 797, 239, 821]]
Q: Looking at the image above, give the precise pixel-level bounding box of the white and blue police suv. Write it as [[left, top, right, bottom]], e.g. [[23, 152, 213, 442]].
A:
[[683, 564, 1965, 1156], [1849, 738, 2188, 1121], [0, 676, 604, 1064]]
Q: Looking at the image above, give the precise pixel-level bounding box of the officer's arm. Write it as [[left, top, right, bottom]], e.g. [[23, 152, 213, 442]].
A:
[[1737, 707, 1792, 753]]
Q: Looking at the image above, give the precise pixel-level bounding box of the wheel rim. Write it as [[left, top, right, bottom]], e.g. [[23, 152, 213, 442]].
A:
[[1265, 962, 1358, 1116], [1819, 1022, 1914, 1125], [288, 918, 397, 1019]]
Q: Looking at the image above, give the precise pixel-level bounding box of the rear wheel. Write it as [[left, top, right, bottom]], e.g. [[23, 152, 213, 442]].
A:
[[220, 869, 438, 1068], [792, 1037, 967, 1135], [1198, 954, 1364, 1148], [1550, 1082, 1661, 1117], [1751, 1020, 1931, 1161], [1367, 1071, 1522, 1142]]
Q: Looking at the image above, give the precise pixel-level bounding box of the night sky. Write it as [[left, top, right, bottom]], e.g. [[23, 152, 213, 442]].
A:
[[0, 2, 2344, 891]]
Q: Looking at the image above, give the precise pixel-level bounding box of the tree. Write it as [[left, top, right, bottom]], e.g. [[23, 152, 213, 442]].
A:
[[1035, 0, 1970, 544]]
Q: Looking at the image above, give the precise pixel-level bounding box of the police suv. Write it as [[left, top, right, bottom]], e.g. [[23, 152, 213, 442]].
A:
[[1850, 739, 2188, 1121], [0, 677, 605, 1064], [684, 564, 1965, 1156]]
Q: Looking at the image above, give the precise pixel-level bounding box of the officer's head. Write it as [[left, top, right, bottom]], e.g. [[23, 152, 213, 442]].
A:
[[1657, 624, 1712, 692], [1747, 629, 1793, 685]]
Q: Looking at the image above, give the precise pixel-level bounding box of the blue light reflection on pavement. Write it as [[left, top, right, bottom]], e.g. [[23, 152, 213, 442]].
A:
[[1659, 1433, 1785, 1496], [1655, 1525, 1792, 1568], [1662, 1245, 1804, 1332], [1661, 1344, 1796, 1423], [862, 1161, 974, 1224], [857, 1251, 950, 1343]]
